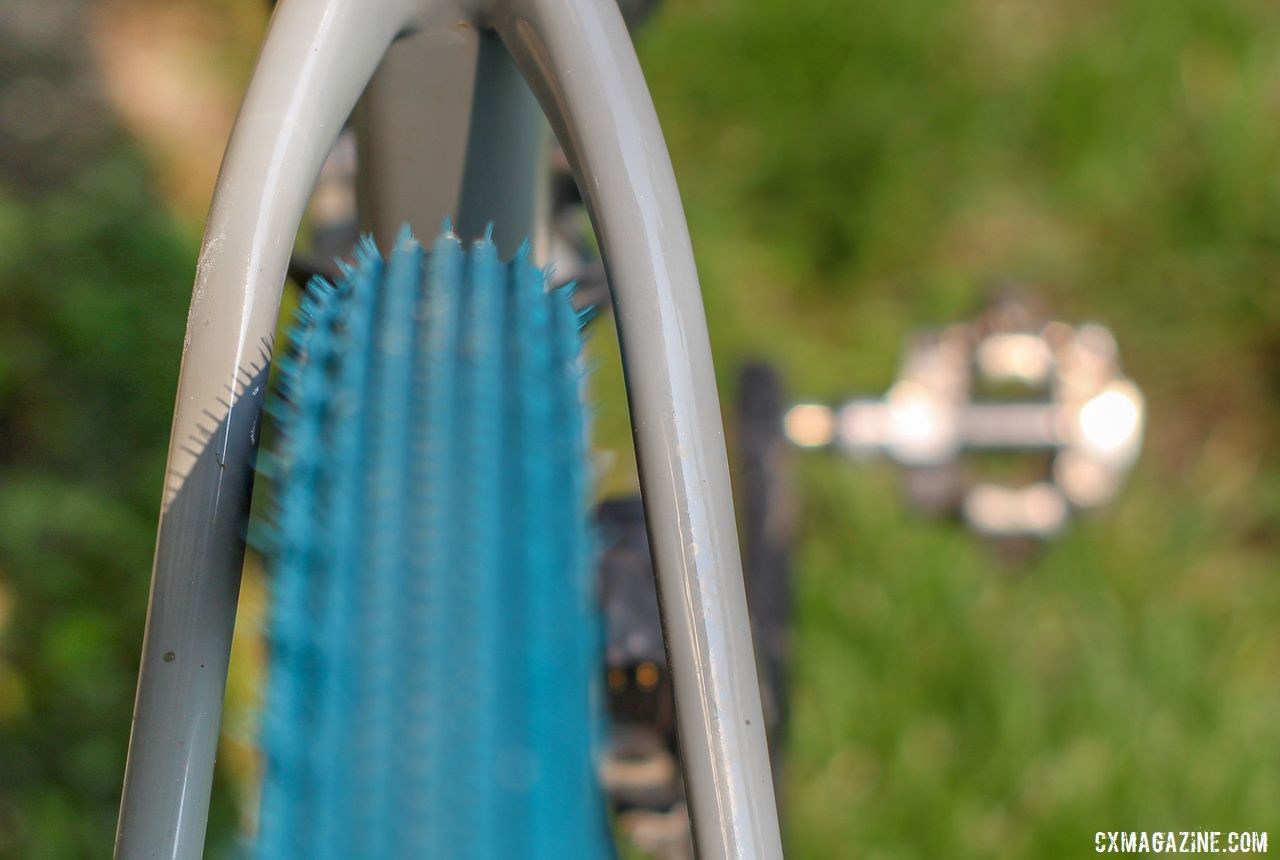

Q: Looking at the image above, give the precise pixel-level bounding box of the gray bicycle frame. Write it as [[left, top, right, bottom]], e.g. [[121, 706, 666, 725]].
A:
[[114, 1, 782, 858]]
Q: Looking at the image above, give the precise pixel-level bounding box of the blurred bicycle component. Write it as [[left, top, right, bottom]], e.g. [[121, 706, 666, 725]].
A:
[[785, 297, 1145, 538]]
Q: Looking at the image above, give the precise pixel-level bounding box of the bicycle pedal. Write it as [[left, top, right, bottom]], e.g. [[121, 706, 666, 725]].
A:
[[782, 292, 1145, 540]]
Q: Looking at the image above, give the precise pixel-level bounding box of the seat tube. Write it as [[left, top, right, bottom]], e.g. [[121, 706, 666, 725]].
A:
[[356, 22, 548, 257]]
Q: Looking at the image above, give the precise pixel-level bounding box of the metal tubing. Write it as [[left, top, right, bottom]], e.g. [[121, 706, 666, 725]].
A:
[[115, 0, 419, 855], [492, 1, 784, 856], [355, 11, 481, 250], [356, 20, 546, 259]]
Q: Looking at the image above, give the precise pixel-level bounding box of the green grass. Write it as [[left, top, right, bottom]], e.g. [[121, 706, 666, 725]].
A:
[[0, 154, 241, 857], [590, 0, 1280, 855]]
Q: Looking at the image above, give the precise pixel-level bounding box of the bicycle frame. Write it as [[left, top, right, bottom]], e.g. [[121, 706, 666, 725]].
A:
[[114, 1, 782, 857]]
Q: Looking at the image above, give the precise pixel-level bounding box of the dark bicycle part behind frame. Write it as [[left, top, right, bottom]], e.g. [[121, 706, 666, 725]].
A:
[[598, 364, 796, 858]]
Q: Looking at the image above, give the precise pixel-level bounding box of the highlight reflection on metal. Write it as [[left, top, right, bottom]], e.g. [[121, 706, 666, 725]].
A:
[[785, 300, 1145, 538]]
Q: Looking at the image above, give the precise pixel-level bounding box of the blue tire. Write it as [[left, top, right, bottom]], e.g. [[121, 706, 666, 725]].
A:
[[254, 226, 610, 859]]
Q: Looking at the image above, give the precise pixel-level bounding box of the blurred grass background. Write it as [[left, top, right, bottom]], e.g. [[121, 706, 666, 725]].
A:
[[1, 0, 1278, 856]]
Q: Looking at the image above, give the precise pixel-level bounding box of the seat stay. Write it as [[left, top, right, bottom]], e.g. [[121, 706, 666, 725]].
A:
[[491, 2, 782, 856], [115, 1, 420, 855]]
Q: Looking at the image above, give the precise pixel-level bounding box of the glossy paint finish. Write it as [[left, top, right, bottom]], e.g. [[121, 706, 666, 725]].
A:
[[115, 0, 781, 857], [115, 1, 419, 855], [491, 2, 782, 856]]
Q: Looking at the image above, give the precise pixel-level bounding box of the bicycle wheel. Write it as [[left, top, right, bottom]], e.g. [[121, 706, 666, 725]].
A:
[[254, 226, 609, 858]]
